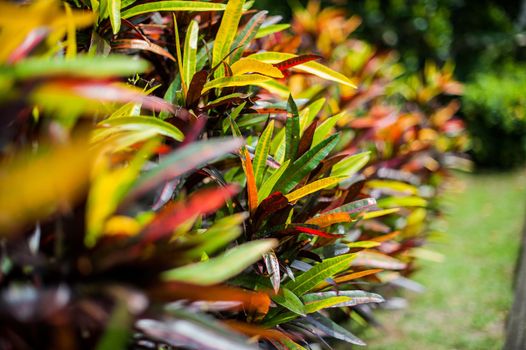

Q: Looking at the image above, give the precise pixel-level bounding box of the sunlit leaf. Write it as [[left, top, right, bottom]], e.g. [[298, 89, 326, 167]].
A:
[[312, 112, 346, 147], [305, 212, 352, 228], [162, 239, 277, 285], [231, 58, 283, 78], [285, 176, 344, 202], [248, 52, 356, 88], [230, 11, 267, 63], [241, 148, 258, 214], [203, 74, 272, 93], [254, 24, 290, 39], [122, 1, 226, 18], [361, 208, 399, 220], [253, 120, 274, 187], [96, 116, 184, 142], [108, 0, 121, 34], [377, 196, 427, 208], [285, 253, 356, 295], [330, 152, 370, 178], [183, 20, 199, 92], [212, 0, 245, 78]]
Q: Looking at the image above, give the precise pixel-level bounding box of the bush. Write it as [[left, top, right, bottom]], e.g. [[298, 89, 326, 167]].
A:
[[0, 0, 469, 348], [463, 65, 526, 168]]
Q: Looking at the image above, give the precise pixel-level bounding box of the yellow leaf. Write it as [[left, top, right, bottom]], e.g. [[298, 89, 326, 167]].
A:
[[212, 0, 245, 78], [361, 208, 400, 220], [104, 215, 141, 236], [247, 51, 356, 88], [231, 58, 284, 78], [202, 74, 272, 93], [285, 176, 344, 202], [0, 137, 94, 235]]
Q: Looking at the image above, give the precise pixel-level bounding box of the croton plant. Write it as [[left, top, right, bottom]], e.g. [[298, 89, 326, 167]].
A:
[[0, 0, 468, 349]]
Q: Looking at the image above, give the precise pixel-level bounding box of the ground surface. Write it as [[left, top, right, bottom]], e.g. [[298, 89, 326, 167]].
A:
[[362, 169, 526, 350]]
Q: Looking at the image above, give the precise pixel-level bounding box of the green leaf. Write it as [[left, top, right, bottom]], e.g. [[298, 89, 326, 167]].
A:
[[257, 159, 290, 203], [108, 0, 121, 34], [203, 74, 271, 92], [96, 116, 184, 141], [284, 253, 356, 296], [285, 95, 300, 161], [162, 239, 277, 285], [330, 151, 371, 178], [253, 120, 274, 187], [212, 0, 246, 78], [271, 287, 305, 315], [230, 11, 267, 63], [121, 1, 226, 18], [273, 133, 339, 194], [247, 51, 356, 88], [183, 20, 199, 92], [185, 213, 246, 258], [312, 112, 346, 147], [95, 300, 131, 350], [131, 138, 244, 198], [254, 23, 290, 39], [9, 56, 149, 79]]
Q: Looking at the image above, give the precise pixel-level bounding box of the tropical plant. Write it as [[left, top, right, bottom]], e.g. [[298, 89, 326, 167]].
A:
[[0, 0, 409, 349]]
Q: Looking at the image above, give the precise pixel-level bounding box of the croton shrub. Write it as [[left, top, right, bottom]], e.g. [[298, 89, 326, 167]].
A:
[[0, 0, 467, 349]]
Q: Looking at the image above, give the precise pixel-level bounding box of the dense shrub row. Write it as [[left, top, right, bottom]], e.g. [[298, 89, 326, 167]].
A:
[[0, 0, 467, 349]]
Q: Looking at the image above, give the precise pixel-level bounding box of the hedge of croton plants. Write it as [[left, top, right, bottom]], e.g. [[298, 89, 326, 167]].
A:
[[0, 0, 468, 349]]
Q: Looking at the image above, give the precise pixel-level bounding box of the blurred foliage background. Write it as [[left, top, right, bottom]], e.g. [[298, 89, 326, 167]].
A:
[[256, 0, 526, 168]]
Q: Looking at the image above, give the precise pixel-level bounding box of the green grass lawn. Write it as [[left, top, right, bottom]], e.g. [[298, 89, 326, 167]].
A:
[[363, 169, 526, 350]]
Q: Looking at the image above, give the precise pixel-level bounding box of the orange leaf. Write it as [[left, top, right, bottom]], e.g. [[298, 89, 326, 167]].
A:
[[241, 148, 258, 215], [305, 212, 352, 228], [316, 269, 383, 290], [149, 282, 271, 315], [223, 320, 288, 340]]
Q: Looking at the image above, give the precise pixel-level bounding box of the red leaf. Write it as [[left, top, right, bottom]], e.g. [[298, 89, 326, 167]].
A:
[[273, 54, 323, 72], [294, 225, 340, 238], [142, 185, 238, 242]]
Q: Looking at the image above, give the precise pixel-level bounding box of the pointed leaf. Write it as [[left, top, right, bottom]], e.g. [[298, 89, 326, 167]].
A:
[[303, 296, 352, 313], [285, 176, 344, 202], [305, 212, 352, 228], [284, 254, 356, 295], [241, 148, 258, 214], [285, 95, 300, 161], [162, 239, 277, 285], [248, 52, 356, 88], [254, 23, 290, 38], [231, 58, 283, 78], [273, 54, 322, 72], [183, 20, 199, 90], [330, 152, 370, 178], [108, 0, 121, 34], [253, 120, 274, 187], [302, 291, 384, 308], [230, 11, 267, 63], [312, 112, 346, 147], [263, 250, 281, 294], [361, 208, 399, 220], [97, 116, 184, 141], [212, 0, 245, 78], [203, 74, 272, 92], [324, 198, 377, 215], [271, 288, 305, 316]]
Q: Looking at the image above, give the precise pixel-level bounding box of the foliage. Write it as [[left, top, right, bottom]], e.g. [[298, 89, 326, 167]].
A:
[[264, 0, 470, 331], [0, 0, 398, 349], [463, 64, 526, 168]]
